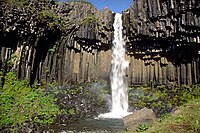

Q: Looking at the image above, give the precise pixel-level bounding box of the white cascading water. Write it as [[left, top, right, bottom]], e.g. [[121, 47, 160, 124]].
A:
[[98, 13, 130, 119]]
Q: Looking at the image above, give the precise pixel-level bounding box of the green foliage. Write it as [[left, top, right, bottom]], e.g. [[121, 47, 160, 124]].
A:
[[136, 123, 150, 132], [145, 98, 200, 133], [81, 14, 97, 25], [6, 53, 17, 68], [48, 44, 57, 54], [0, 71, 3, 89], [2, 0, 29, 8], [158, 113, 170, 122], [80, 14, 99, 31], [175, 114, 185, 123], [68, 108, 76, 115], [1, 0, 65, 31], [38, 8, 60, 30], [123, 98, 200, 133], [0, 72, 60, 128], [129, 84, 200, 116]]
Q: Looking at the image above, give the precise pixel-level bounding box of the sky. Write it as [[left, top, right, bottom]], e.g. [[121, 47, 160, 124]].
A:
[[59, 0, 133, 13]]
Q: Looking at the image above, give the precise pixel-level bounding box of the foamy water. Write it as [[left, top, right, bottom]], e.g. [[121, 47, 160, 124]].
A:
[[98, 13, 130, 119]]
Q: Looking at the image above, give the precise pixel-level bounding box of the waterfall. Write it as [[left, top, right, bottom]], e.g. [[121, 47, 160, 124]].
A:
[[98, 13, 130, 119]]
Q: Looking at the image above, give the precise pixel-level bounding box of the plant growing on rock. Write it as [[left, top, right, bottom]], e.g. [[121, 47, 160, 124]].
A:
[[81, 14, 98, 25], [0, 0, 67, 35], [67, 0, 94, 7]]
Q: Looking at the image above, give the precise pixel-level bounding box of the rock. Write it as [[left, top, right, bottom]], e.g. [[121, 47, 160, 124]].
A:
[[1, 0, 200, 86], [0, 0, 114, 84], [171, 108, 182, 116], [43, 131, 50, 133], [123, 108, 156, 131], [59, 130, 67, 133], [66, 131, 73, 133], [122, 0, 200, 85]]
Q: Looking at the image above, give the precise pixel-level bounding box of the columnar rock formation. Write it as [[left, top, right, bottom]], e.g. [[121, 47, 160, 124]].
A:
[[123, 0, 200, 85], [0, 0, 200, 85], [0, 1, 114, 84]]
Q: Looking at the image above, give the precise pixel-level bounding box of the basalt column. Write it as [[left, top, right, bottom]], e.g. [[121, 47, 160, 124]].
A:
[[0, 2, 114, 84], [123, 0, 200, 85]]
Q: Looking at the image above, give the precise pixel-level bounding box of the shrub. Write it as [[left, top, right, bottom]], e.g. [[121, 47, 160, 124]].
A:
[[129, 84, 200, 117], [0, 72, 60, 128]]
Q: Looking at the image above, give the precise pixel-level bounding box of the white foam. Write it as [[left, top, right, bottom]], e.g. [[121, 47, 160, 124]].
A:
[[98, 13, 130, 119], [98, 111, 132, 119]]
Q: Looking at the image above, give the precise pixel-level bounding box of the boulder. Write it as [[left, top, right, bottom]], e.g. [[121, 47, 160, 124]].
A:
[[123, 108, 156, 131]]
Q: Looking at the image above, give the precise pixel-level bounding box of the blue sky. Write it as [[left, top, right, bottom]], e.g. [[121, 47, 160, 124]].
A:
[[59, 0, 133, 13]]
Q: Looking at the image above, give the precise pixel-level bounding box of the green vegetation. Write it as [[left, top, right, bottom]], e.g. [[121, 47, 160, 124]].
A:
[[145, 98, 200, 133], [6, 53, 17, 68], [1, 0, 67, 31], [67, 0, 94, 7], [38, 8, 60, 30], [128, 84, 200, 116], [48, 44, 57, 54], [48, 81, 108, 115], [0, 70, 108, 131], [123, 84, 200, 133], [123, 98, 200, 133], [0, 72, 60, 128], [136, 123, 150, 132], [80, 14, 99, 32], [1, 0, 29, 8], [81, 14, 97, 24]]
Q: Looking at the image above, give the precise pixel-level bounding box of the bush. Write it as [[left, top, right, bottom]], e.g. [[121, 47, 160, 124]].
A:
[[0, 72, 60, 128], [128, 84, 200, 117]]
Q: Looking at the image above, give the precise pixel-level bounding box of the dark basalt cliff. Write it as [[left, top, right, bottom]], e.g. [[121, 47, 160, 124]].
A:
[[123, 0, 200, 85], [0, 1, 114, 84], [0, 0, 200, 86]]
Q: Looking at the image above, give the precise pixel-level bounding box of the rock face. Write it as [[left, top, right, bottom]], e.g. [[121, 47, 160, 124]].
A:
[[0, 0, 200, 86], [0, 1, 114, 84], [123, 0, 200, 85]]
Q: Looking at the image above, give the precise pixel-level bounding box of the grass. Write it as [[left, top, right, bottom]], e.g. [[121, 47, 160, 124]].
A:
[[123, 98, 200, 133]]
